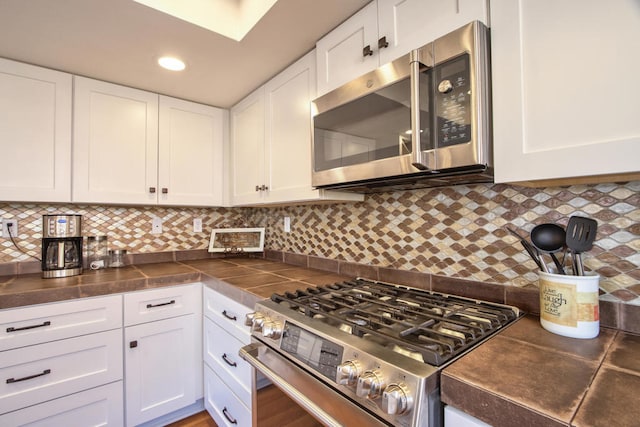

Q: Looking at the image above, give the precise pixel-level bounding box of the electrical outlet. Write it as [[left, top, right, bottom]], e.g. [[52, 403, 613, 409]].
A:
[[151, 217, 163, 234], [2, 219, 18, 237], [283, 216, 291, 233], [193, 218, 203, 232]]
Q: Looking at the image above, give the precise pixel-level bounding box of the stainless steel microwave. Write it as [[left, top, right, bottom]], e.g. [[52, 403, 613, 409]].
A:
[[311, 21, 492, 192]]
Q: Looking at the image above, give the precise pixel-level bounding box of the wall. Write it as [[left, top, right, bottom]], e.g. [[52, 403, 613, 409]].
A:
[[1, 181, 639, 304]]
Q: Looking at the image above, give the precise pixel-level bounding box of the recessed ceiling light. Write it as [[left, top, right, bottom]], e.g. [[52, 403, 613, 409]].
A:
[[158, 56, 186, 71]]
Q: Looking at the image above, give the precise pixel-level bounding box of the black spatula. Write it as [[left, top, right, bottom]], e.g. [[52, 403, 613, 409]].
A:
[[566, 216, 598, 275]]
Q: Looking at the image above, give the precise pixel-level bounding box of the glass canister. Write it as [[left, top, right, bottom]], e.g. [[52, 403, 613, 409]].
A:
[[87, 236, 109, 269], [109, 249, 127, 268]]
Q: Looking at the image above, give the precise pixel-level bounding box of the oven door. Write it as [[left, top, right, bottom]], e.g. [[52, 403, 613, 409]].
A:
[[240, 342, 390, 427]]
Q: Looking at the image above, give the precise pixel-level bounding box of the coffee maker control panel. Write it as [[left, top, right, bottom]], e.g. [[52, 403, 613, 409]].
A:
[[43, 215, 82, 238]]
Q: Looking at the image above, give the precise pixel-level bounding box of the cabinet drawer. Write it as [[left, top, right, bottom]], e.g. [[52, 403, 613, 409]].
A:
[[0, 294, 122, 351], [204, 364, 251, 427], [204, 317, 251, 406], [0, 328, 123, 415], [203, 286, 252, 342], [0, 381, 123, 427], [124, 283, 200, 326]]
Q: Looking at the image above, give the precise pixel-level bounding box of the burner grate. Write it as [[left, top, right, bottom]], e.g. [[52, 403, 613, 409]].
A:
[[271, 278, 520, 366]]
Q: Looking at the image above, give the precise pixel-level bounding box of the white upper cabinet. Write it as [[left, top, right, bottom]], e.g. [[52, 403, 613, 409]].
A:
[[491, 0, 640, 184], [230, 87, 265, 205], [316, 1, 379, 97], [73, 77, 226, 206], [0, 58, 72, 202], [316, 0, 489, 96], [231, 51, 363, 206], [158, 96, 227, 206], [73, 76, 159, 205]]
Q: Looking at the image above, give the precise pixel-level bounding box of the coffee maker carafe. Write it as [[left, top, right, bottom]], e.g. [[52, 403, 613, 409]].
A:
[[41, 214, 83, 278]]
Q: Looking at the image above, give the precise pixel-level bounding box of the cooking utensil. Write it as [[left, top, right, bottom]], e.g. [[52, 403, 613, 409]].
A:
[[531, 223, 567, 274], [566, 216, 598, 275], [505, 226, 544, 271]]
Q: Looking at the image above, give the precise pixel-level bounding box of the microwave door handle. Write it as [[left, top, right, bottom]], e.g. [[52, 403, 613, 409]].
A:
[[410, 53, 429, 170]]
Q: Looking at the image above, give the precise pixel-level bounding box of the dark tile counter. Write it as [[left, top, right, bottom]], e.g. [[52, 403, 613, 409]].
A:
[[442, 315, 640, 427], [0, 257, 348, 310], [2, 257, 638, 426]]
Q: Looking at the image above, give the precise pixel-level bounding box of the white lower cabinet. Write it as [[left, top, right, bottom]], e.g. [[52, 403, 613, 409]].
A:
[[444, 405, 492, 427], [0, 329, 123, 415], [123, 284, 202, 426], [0, 295, 123, 427], [204, 364, 251, 427], [203, 286, 258, 426], [0, 382, 124, 427]]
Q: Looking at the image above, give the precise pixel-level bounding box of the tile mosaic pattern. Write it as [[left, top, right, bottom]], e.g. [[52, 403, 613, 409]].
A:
[[0, 204, 244, 262], [254, 181, 640, 304], [1, 181, 639, 304]]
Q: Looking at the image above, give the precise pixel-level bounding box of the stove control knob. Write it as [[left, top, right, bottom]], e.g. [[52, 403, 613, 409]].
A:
[[336, 360, 362, 387], [356, 370, 385, 399], [249, 313, 266, 332], [382, 383, 412, 415], [262, 319, 283, 340], [244, 312, 258, 326]]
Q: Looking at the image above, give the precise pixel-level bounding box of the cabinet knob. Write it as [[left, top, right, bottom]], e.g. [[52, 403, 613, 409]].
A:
[[149, 187, 156, 193], [378, 36, 389, 49], [363, 45, 373, 57], [255, 185, 260, 192], [161, 188, 168, 194]]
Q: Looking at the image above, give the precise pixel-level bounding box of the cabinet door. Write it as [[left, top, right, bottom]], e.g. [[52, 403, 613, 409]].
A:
[[315, 1, 378, 96], [125, 315, 197, 426], [230, 88, 265, 205], [264, 51, 319, 204], [492, 0, 640, 183], [73, 76, 159, 204], [0, 58, 72, 202], [1, 294, 122, 351], [377, 0, 489, 65], [0, 381, 123, 427], [0, 329, 122, 415], [158, 96, 227, 206]]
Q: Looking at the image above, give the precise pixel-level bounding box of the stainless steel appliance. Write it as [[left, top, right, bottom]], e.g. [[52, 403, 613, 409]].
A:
[[312, 21, 492, 193], [240, 278, 520, 427], [41, 214, 83, 278]]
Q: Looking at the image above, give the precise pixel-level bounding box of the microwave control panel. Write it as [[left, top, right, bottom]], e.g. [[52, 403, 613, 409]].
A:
[[434, 54, 471, 147]]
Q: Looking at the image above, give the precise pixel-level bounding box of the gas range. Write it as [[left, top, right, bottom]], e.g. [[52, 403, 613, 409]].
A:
[[240, 278, 521, 427]]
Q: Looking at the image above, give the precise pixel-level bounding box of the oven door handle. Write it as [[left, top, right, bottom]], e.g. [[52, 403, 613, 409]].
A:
[[240, 343, 343, 427]]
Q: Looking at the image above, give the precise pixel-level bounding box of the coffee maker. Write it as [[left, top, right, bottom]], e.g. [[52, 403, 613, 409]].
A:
[[41, 214, 83, 278]]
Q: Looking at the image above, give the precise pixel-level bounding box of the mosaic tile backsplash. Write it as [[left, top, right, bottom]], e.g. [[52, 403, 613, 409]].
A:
[[1, 181, 639, 304]]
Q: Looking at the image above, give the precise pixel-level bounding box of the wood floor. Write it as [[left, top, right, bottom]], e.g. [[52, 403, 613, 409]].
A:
[[166, 385, 322, 427], [166, 411, 217, 427]]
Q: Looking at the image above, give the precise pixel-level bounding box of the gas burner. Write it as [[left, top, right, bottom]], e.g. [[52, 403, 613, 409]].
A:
[[271, 278, 520, 366]]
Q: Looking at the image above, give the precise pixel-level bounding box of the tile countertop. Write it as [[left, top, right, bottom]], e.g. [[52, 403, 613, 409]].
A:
[[442, 315, 640, 427], [2, 257, 639, 427], [0, 257, 349, 310]]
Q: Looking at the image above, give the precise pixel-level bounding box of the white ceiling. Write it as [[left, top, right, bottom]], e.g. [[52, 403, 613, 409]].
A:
[[0, 0, 369, 108]]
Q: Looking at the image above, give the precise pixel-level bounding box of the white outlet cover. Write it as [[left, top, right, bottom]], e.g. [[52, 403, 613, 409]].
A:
[[193, 218, 203, 232], [284, 216, 291, 233], [152, 217, 163, 234]]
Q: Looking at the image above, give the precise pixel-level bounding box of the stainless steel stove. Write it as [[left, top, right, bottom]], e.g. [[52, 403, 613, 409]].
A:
[[240, 278, 520, 427]]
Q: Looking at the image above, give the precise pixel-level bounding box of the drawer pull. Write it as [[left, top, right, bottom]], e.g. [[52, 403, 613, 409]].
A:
[[222, 407, 238, 425], [222, 310, 237, 321], [222, 353, 237, 367], [130, 340, 138, 348], [6, 321, 51, 333], [6, 369, 51, 384], [146, 300, 175, 309]]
